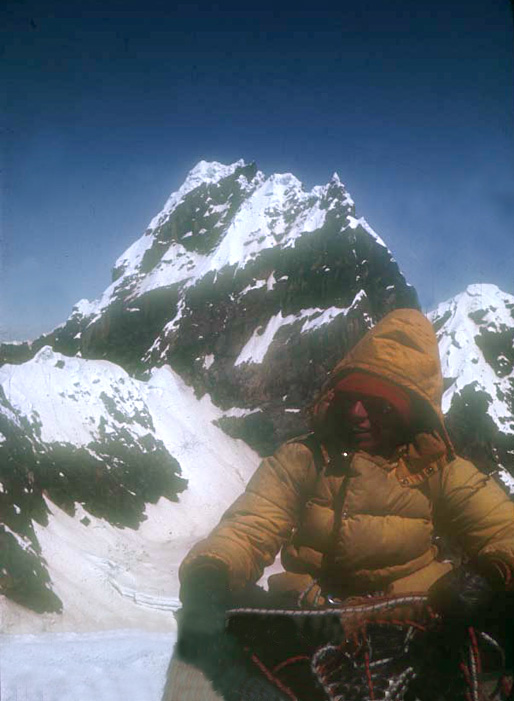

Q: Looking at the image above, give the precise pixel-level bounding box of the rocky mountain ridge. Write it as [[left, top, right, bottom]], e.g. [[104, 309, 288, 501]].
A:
[[1, 159, 418, 454]]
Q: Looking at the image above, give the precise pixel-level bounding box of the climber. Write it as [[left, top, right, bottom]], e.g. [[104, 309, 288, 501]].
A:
[[175, 308, 514, 700]]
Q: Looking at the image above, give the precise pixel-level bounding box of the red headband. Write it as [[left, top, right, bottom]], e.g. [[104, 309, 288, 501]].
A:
[[334, 372, 413, 425]]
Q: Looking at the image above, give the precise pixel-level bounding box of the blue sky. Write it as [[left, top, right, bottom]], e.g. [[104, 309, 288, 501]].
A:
[[2, 0, 514, 341]]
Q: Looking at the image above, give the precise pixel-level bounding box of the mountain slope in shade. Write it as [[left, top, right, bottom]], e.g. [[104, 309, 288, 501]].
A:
[[429, 283, 514, 491], [0, 346, 258, 627]]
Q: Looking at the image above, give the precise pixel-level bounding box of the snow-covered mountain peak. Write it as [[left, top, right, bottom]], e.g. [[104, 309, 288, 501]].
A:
[[267, 171, 302, 189], [73, 161, 367, 332], [0, 158, 423, 625], [465, 282, 501, 297], [428, 283, 514, 493], [432, 284, 514, 338], [429, 284, 514, 434], [187, 158, 246, 182]]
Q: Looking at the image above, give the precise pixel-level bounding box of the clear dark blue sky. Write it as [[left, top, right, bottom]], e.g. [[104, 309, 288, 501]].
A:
[[2, 0, 514, 340]]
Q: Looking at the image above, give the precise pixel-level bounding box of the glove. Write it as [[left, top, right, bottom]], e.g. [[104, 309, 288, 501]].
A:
[[177, 562, 231, 659], [177, 564, 288, 700], [428, 565, 496, 626]]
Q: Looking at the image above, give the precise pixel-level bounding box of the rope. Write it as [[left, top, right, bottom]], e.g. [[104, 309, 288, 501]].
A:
[[479, 631, 505, 669], [469, 627, 482, 676], [467, 641, 480, 701], [364, 646, 375, 699], [479, 631, 509, 701], [227, 595, 507, 701], [387, 666, 416, 700], [249, 653, 298, 701], [226, 594, 429, 620], [272, 656, 311, 674], [297, 580, 319, 608], [311, 643, 347, 700]]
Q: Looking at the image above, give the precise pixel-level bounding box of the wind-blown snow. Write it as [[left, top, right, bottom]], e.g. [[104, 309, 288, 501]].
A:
[[300, 305, 350, 333], [112, 233, 156, 280], [429, 283, 514, 434], [240, 279, 267, 296], [72, 298, 99, 318], [203, 354, 215, 369], [235, 311, 303, 366], [219, 407, 263, 419], [235, 304, 351, 366], [199, 172, 326, 273]]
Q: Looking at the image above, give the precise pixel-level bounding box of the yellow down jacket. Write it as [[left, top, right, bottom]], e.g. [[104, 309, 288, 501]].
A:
[[180, 309, 514, 598]]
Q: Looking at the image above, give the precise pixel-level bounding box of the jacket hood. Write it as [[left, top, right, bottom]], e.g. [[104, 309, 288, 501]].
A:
[[311, 309, 454, 460]]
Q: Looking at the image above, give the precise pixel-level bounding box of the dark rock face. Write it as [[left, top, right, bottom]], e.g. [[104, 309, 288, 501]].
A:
[[443, 385, 502, 474], [0, 341, 34, 366]]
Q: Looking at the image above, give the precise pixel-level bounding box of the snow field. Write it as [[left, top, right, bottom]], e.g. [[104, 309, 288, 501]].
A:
[[0, 630, 176, 701], [0, 353, 259, 634]]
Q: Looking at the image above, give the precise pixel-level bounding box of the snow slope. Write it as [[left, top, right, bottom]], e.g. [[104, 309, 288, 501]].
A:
[[0, 630, 176, 701], [0, 348, 259, 633]]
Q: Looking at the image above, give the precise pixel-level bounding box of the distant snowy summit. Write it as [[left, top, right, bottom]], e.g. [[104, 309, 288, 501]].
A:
[[429, 283, 514, 489], [79, 159, 397, 337], [10, 158, 417, 453]]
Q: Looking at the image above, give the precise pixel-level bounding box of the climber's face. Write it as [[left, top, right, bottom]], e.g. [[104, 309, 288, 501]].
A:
[[334, 393, 409, 457]]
